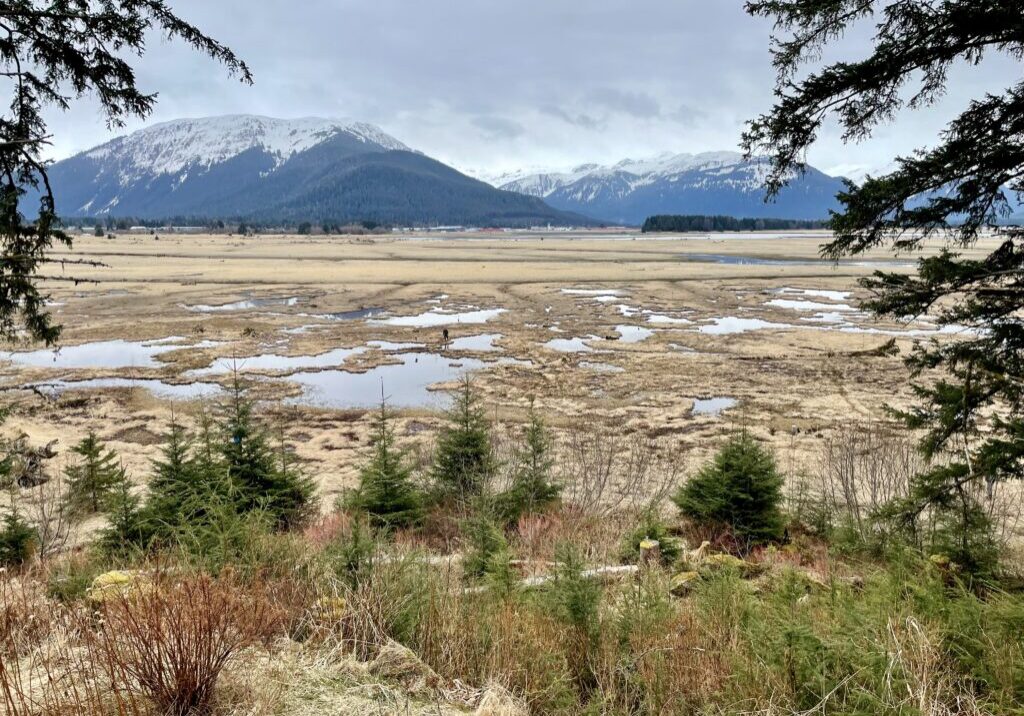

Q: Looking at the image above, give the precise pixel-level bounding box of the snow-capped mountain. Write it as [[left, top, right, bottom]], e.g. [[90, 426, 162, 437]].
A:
[[83, 115, 409, 182], [489, 151, 845, 225], [45, 115, 590, 227]]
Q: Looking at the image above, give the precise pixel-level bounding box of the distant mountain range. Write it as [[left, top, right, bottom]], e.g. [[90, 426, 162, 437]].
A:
[[477, 152, 847, 225], [46, 116, 854, 228], [45, 115, 592, 227]]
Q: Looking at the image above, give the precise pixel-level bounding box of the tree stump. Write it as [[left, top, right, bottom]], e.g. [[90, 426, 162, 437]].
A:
[[639, 538, 661, 566]]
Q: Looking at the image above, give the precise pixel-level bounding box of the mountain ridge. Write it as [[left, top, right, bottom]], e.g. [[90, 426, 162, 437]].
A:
[[44, 115, 593, 228], [476, 151, 846, 225]]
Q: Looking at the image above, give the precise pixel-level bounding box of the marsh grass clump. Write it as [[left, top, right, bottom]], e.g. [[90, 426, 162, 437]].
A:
[[45, 551, 105, 603]]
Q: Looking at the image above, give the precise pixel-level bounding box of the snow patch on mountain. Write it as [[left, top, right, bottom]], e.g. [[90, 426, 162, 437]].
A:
[[479, 150, 844, 224], [493, 151, 769, 197], [82, 115, 408, 182]]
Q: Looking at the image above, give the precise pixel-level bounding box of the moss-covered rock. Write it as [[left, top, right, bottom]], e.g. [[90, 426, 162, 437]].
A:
[[700, 553, 764, 577], [669, 570, 701, 596], [86, 570, 151, 605]]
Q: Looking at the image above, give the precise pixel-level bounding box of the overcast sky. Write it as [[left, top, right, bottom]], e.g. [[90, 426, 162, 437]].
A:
[[43, 0, 1021, 178]]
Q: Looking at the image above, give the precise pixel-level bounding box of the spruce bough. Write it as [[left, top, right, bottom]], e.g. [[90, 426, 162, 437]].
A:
[[743, 0, 1024, 567]]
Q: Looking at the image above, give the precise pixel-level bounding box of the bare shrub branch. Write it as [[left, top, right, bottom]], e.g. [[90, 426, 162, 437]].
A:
[[93, 571, 284, 716]]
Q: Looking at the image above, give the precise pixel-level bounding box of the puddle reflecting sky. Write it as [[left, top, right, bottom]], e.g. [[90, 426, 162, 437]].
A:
[[697, 317, 795, 335], [766, 298, 856, 312], [186, 296, 301, 312], [561, 288, 626, 297], [680, 253, 916, 268], [692, 397, 737, 416], [646, 314, 692, 325], [615, 325, 655, 343], [775, 288, 853, 302], [448, 334, 503, 352], [188, 347, 366, 376], [313, 307, 385, 321], [372, 308, 506, 327], [285, 353, 490, 409], [3, 339, 198, 369], [36, 378, 223, 401]]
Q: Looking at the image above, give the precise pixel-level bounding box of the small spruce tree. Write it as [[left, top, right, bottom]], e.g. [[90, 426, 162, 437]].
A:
[[142, 417, 230, 538], [98, 467, 150, 557], [221, 381, 315, 529], [548, 542, 602, 689], [347, 398, 422, 529], [430, 378, 495, 498], [144, 418, 199, 531], [494, 402, 560, 524], [0, 506, 37, 568], [462, 511, 508, 580], [330, 515, 377, 589], [673, 433, 785, 547], [65, 432, 122, 516], [193, 406, 224, 480]]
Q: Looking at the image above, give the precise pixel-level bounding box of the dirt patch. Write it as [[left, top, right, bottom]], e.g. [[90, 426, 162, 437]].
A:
[[109, 425, 163, 446]]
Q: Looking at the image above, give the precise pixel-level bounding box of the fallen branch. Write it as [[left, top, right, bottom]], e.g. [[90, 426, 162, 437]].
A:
[[464, 564, 638, 594]]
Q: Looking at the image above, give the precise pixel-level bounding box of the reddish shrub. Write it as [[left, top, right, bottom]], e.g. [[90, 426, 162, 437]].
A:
[[94, 572, 283, 716]]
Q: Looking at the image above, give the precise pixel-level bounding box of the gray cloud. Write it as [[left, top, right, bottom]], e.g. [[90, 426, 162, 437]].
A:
[[471, 115, 526, 140], [539, 106, 604, 131], [585, 88, 662, 119], [669, 104, 709, 127], [41, 0, 1024, 178]]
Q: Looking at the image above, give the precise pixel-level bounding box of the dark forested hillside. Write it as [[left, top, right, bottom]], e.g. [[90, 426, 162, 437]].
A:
[[642, 215, 830, 232]]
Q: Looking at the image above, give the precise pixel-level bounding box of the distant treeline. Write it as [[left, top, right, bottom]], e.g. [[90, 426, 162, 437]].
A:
[[641, 215, 831, 233], [61, 215, 391, 235], [61, 215, 229, 230]]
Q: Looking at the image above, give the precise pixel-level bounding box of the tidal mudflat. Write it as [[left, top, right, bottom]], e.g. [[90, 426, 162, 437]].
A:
[[0, 229, 991, 499]]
